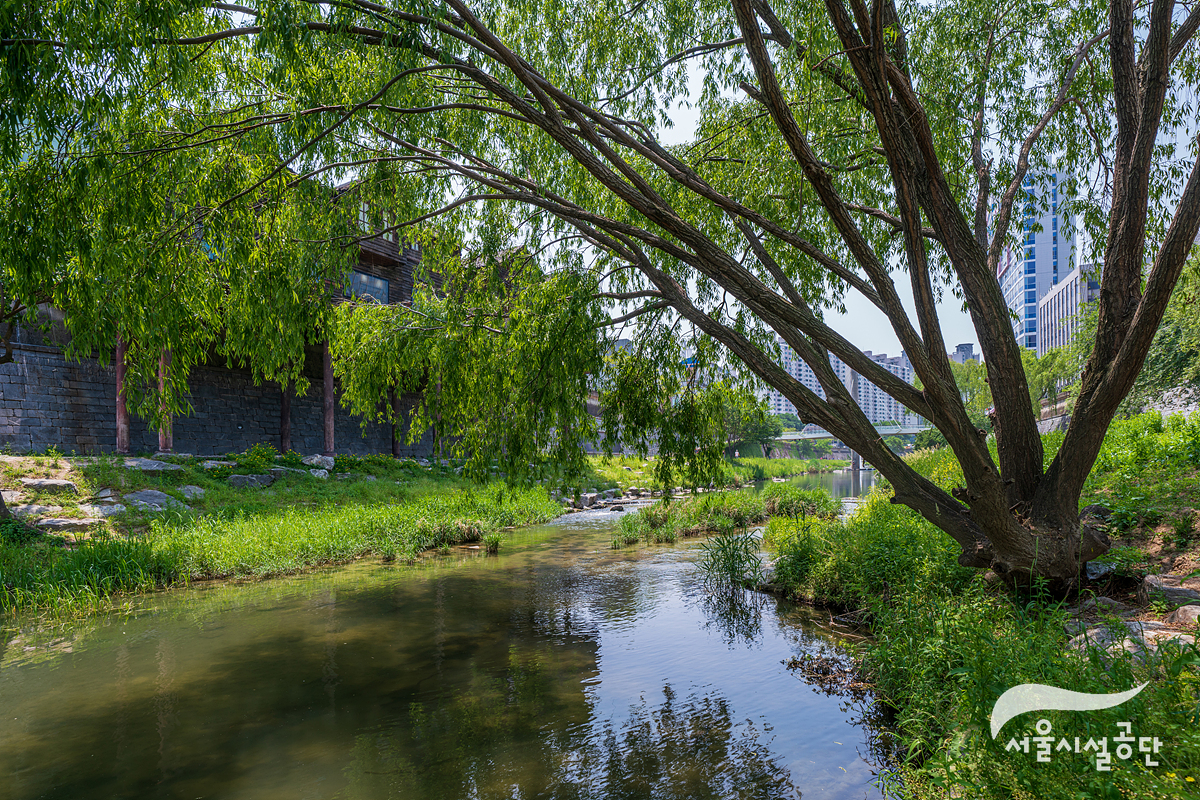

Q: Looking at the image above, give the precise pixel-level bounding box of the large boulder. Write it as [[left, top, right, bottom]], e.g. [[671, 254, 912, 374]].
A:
[[18, 478, 77, 494], [1138, 574, 1200, 607], [309, 469, 329, 479], [1165, 604, 1200, 626], [124, 489, 187, 512], [227, 474, 276, 489], [179, 485, 206, 500], [301, 454, 335, 471]]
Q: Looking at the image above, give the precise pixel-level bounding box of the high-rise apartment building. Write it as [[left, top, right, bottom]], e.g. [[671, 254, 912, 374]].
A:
[[997, 173, 1076, 350], [760, 336, 920, 425], [1036, 263, 1100, 356]]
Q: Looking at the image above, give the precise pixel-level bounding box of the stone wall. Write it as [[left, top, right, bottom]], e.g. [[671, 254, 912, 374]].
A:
[[0, 343, 436, 457]]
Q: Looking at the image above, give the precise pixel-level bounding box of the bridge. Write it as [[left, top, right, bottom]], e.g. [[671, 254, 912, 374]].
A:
[[777, 422, 931, 441]]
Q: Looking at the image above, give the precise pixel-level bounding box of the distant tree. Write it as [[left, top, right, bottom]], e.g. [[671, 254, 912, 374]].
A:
[[773, 412, 803, 432]]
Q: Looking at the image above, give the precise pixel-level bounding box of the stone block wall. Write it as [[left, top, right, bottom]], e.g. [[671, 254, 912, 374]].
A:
[[0, 344, 436, 457]]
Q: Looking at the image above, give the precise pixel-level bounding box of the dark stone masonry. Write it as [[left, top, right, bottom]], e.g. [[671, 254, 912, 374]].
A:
[[0, 343, 435, 457]]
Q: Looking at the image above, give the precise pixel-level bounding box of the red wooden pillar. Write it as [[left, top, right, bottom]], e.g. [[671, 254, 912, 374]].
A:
[[115, 335, 130, 454], [280, 381, 292, 454], [157, 349, 173, 453], [322, 340, 335, 456]]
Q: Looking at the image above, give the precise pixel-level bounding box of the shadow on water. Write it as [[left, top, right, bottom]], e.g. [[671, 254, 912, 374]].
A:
[[1, 513, 887, 800]]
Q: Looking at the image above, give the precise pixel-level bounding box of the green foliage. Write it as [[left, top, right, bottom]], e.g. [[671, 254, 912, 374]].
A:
[[333, 453, 362, 473], [758, 484, 841, 519], [719, 387, 782, 454], [482, 532, 504, 554], [698, 532, 764, 587], [235, 442, 278, 473], [762, 448, 1200, 798], [0, 482, 560, 616], [279, 450, 305, 468]]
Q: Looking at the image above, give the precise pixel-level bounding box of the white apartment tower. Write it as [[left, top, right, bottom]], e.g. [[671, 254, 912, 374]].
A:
[[997, 173, 1076, 350], [760, 336, 920, 426]]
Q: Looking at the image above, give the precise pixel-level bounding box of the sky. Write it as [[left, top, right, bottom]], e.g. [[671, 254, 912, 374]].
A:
[[655, 68, 981, 361]]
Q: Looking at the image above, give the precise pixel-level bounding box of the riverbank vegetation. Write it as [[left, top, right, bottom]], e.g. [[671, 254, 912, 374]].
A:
[[583, 455, 848, 494], [758, 416, 1200, 799], [0, 475, 559, 617], [612, 483, 841, 548]]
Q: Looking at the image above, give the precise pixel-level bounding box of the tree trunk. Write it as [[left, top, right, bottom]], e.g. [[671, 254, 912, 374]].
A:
[[280, 382, 292, 455], [390, 389, 401, 458], [322, 340, 335, 456], [115, 335, 129, 454], [157, 349, 172, 453]]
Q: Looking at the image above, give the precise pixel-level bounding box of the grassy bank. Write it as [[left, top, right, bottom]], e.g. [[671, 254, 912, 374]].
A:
[[582, 454, 848, 493], [761, 440, 1200, 798], [1, 477, 560, 617], [611, 483, 842, 548]]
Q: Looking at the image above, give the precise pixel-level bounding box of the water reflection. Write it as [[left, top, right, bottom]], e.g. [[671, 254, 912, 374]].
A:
[[1, 514, 882, 800]]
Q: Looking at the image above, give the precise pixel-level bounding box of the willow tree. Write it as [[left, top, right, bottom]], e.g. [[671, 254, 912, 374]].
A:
[[5, 0, 1200, 583]]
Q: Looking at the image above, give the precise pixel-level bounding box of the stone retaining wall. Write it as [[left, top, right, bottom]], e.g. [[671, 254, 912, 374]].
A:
[[0, 343, 435, 457]]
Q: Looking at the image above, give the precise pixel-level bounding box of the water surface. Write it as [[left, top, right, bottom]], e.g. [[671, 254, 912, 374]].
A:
[[1, 506, 884, 800]]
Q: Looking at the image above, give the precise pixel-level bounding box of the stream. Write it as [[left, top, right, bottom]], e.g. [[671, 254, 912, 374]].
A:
[[0, 471, 885, 800]]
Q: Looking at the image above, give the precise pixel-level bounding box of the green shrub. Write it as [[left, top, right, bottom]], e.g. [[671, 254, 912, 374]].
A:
[[333, 453, 362, 473], [279, 450, 305, 468], [482, 532, 504, 554], [236, 442, 278, 473]]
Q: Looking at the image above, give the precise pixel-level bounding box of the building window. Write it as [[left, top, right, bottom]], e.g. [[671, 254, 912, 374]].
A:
[[348, 271, 389, 303]]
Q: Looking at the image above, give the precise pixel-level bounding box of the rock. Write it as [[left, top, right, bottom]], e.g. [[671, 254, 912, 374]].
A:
[[124, 489, 187, 511], [1144, 631, 1197, 650], [179, 485, 206, 500], [1080, 503, 1112, 521], [123, 458, 183, 475], [603, 489, 617, 498], [227, 474, 276, 489], [200, 460, 236, 470], [1165, 604, 1200, 626], [268, 467, 306, 479], [1063, 618, 1088, 637], [1085, 561, 1117, 581], [1138, 574, 1200, 608], [309, 469, 329, 479], [78, 503, 126, 518], [153, 451, 192, 460], [301, 455, 336, 471], [582, 493, 599, 508], [334, 473, 351, 480], [11, 504, 64, 518], [18, 478, 78, 494], [94, 488, 114, 499], [363, 475, 377, 482], [1075, 596, 1131, 615], [1, 490, 22, 503], [612, 504, 624, 512], [37, 517, 103, 532]]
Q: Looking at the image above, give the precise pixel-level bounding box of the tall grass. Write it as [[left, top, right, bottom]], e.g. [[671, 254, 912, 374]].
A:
[[0, 483, 560, 617], [614, 484, 841, 549], [763, 438, 1200, 799]]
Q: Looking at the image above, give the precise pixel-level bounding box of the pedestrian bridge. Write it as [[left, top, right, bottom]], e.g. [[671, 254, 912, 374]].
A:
[[777, 422, 930, 441]]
